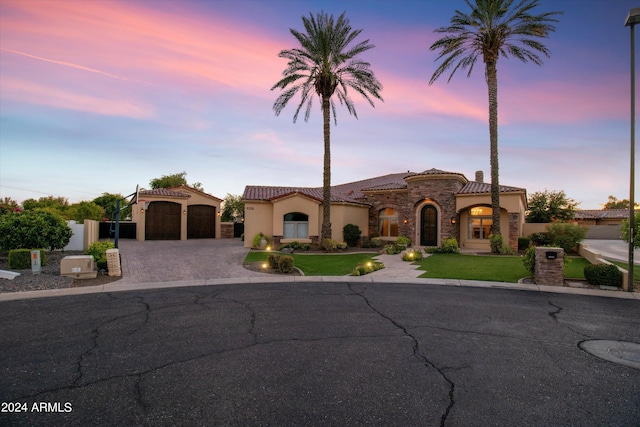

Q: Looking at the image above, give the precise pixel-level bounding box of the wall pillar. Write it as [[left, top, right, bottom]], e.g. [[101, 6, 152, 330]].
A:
[[534, 247, 564, 286]]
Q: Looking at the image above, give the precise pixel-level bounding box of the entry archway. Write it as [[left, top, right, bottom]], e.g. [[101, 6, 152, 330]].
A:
[[420, 205, 438, 246]]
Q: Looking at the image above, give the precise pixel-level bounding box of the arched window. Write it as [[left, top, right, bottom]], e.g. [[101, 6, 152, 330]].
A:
[[378, 208, 398, 237], [284, 212, 309, 239], [468, 206, 492, 239]]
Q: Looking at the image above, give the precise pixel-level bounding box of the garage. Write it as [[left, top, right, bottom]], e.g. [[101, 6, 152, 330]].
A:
[[187, 205, 216, 238], [145, 201, 181, 240], [132, 185, 223, 241]]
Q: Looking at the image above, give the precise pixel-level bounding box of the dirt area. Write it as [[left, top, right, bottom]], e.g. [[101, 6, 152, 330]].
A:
[[0, 251, 122, 293]]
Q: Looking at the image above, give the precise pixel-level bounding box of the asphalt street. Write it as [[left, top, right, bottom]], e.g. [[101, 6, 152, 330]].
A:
[[1, 282, 639, 426]]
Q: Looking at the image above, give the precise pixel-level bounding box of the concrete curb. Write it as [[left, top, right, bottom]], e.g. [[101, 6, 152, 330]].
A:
[[1, 275, 638, 302]]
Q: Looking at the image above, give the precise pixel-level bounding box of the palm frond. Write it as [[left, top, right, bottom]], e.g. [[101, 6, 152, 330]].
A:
[[271, 10, 383, 124]]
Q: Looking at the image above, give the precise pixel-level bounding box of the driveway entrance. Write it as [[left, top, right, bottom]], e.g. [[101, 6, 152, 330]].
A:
[[116, 238, 268, 284]]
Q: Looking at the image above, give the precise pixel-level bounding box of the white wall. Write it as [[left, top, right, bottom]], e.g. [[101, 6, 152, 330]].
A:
[[65, 220, 85, 251]]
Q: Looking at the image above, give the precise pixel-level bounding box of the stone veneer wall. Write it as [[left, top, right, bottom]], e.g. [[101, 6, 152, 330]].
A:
[[364, 191, 412, 239], [508, 213, 519, 251], [361, 176, 463, 245], [220, 222, 234, 239], [407, 177, 463, 244], [534, 247, 564, 286]]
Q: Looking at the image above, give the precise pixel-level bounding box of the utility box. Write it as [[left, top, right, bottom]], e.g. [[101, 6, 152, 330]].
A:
[[31, 250, 42, 275], [60, 255, 97, 279]]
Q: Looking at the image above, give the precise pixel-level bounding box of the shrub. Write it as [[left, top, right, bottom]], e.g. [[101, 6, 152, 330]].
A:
[[267, 253, 281, 269], [401, 250, 423, 261], [85, 240, 115, 271], [490, 234, 514, 255], [252, 232, 270, 249], [522, 246, 536, 275], [584, 264, 622, 287], [529, 232, 552, 246], [362, 237, 383, 248], [343, 224, 362, 247], [396, 235, 411, 248], [518, 237, 531, 251], [545, 223, 587, 253], [0, 210, 72, 251], [351, 261, 385, 276], [426, 237, 460, 254], [383, 243, 402, 255], [277, 255, 294, 273], [321, 238, 338, 252], [281, 242, 310, 251], [8, 249, 46, 269]]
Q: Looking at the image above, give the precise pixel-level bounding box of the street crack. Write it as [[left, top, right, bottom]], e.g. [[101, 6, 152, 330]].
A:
[[347, 284, 455, 427]]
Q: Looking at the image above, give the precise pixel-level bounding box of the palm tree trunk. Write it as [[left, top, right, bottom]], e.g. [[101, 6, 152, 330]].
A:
[[486, 59, 501, 238], [321, 95, 332, 240]]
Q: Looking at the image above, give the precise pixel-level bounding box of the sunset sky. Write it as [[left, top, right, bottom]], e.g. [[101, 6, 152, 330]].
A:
[[0, 0, 637, 210]]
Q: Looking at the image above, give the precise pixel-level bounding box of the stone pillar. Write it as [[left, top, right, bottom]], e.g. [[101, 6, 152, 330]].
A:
[[534, 247, 564, 286]]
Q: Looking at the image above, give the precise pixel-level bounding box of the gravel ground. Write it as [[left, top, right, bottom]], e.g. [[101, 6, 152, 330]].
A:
[[0, 251, 121, 293]]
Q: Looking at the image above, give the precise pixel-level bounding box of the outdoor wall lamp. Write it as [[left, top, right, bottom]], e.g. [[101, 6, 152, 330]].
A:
[[140, 208, 144, 213], [403, 219, 409, 224], [183, 210, 186, 215], [450, 217, 457, 225]]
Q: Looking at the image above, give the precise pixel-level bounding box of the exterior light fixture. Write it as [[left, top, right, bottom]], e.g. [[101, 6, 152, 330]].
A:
[[450, 217, 457, 225], [403, 219, 409, 224], [183, 210, 186, 215], [625, 8, 640, 292]]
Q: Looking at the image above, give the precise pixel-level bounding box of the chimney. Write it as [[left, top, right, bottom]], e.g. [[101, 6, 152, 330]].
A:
[[475, 170, 484, 183]]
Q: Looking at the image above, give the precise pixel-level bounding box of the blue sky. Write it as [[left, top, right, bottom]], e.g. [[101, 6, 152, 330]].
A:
[[0, 0, 637, 209]]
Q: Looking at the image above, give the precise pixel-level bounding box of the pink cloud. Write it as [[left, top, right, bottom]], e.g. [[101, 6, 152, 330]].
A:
[[0, 76, 155, 118], [0, 0, 287, 112]]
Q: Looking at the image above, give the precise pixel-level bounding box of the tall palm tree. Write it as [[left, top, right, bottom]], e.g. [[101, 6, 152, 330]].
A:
[[272, 11, 383, 241], [429, 0, 560, 252]]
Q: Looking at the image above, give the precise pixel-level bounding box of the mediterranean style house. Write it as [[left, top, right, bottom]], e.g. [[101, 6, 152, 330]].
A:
[[131, 185, 222, 241], [242, 168, 528, 251]]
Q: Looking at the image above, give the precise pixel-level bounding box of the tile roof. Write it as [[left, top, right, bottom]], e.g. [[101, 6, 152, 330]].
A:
[[140, 188, 190, 198], [458, 181, 525, 194], [574, 209, 630, 219], [242, 186, 366, 204], [243, 169, 525, 203]]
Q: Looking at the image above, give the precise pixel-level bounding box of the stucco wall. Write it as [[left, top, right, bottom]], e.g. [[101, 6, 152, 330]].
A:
[[330, 204, 370, 242], [244, 202, 273, 248], [272, 195, 320, 238], [458, 209, 512, 250]]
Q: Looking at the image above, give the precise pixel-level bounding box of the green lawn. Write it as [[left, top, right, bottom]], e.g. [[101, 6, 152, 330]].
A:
[[416, 254, 590, 282], [245, 251, 592, 281], [610, 261, 640, 284], [244, 251, 377, 276]]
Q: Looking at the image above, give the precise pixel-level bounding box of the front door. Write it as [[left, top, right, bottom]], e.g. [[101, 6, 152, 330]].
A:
[[420, 205, 438, 246]]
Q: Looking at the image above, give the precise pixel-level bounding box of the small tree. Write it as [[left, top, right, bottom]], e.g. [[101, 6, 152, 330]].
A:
[[545, 223, 586, 252], [621, 212, 640, 249], [526, 190, 578, 223], [343, 224, 362, 247], [93, 193, 131, 220], [0, 210, 72, 251], [66, 201, 105, 224], [221, 194, 245, 222], [22, 196, 69, 217], [603, 195, 638, 210]]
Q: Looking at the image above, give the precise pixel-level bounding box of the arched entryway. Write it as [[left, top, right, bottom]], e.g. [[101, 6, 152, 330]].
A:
[[145, 201, 181, 240], [420, 205, 438, 246]]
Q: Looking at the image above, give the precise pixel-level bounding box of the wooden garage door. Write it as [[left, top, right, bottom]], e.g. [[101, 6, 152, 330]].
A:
[[187, 205, 216, 239], [145, 201, 181, 240]]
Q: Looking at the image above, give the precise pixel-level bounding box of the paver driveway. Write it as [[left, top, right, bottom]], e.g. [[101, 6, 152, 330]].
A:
[[117, 238, 269, 284]]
